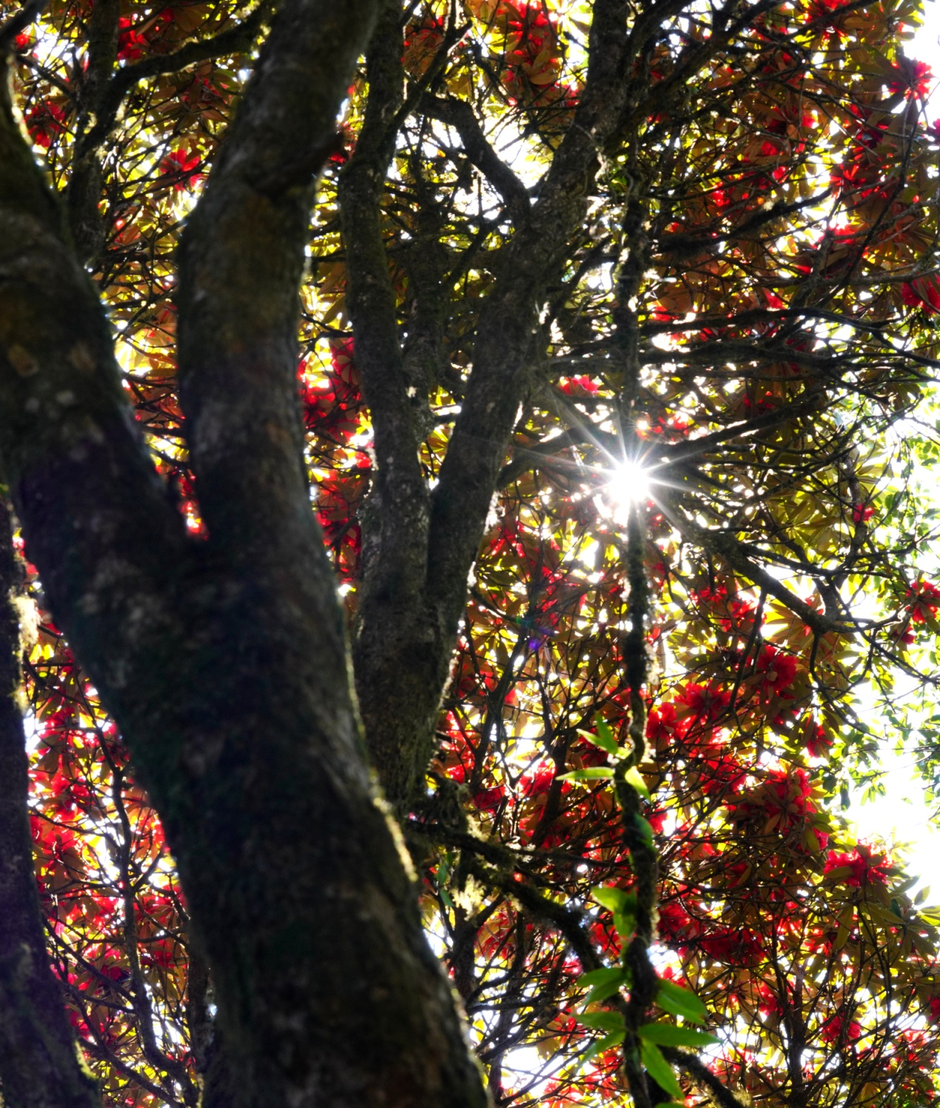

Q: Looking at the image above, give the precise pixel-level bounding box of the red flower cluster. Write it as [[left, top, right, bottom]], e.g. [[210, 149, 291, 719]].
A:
[[753, 644, 798, 699], [675, 681, 733, 726], [727, 768, 818, 840], [820, 1015, 862, 1044], [804, 0, 850, 38], [558, 375, 600, 397], [315, 465, 369, 579], [117, 8, 175, 62], [300, 338, 364, 444], [906, 579, 940, 623], [901, 275, 940, 315], [402, 15, 445, 78], [472, 0, 578, 129], [887, 58, 933, 99], [824, 844, 890, 888], [830, 115, 895, 211], [698, 928, 763, 966], [303, 341, 369, 578], [803, 716, 832, 759], [25, 100, 66, 148], [159, 147, 203, 192]]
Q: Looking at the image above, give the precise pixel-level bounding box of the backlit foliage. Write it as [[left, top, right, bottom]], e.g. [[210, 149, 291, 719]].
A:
[[6, 0, 940, 1104]]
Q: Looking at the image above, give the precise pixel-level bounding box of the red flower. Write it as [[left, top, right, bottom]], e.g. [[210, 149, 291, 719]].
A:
[[117, 9, 174, 62], [805, 0, 848, 37], [820, 1015, 861, 1044], [901, 276, 940, 315], [656, 901, 695, 943], [402, 15, 445, 78], [301, 338, 363, 444], [758, 983, 783, 1017], [727, 768, 816, 837], [558, 375, 599, 397], [473, 785, 506, 812], [25, 101, 66, 148], [675, 681, 732, 725], [824, 844, 890, 888], [159, 148, 203, 191], [906, 579, 940, 622], [646, 702, 684, 747], [521, 765, 555, 797], [754, 645, 798, 697], [698, 751, 748, 798], [805, 720, 831, 759], [698, 928, 762, 966], [117, 16, 146, 61], [887, 58, 933, 99]]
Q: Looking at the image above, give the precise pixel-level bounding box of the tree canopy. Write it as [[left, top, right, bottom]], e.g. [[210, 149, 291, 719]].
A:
[[2, 0, 940, 1106]]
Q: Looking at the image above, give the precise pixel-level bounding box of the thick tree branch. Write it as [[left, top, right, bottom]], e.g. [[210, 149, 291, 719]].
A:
[[0, 64, 192, 675], [177, 0, 376, 558], [344, 0, 643, 812], [497, 428, 586, 488], [461, 857, 600, 973], [338, 2, 450, 807], [399, 160, 451, 418], [427, 0, 636, 632], [66, 0, 118, 260], [421, 94, 531, 222], [337, 5, 424, 542], [2, 7, 492, 1106]]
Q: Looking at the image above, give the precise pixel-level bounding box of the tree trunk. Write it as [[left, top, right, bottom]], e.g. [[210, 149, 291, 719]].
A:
[[0, 2, 488, 1104]]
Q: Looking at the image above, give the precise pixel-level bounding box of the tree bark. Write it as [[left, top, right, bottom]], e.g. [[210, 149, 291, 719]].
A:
[[0, 2, 488, 1105], [345, 0, 636, 814]]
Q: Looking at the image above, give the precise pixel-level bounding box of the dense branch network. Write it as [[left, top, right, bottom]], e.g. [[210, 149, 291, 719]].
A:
[[1, 0, 940, 1106]]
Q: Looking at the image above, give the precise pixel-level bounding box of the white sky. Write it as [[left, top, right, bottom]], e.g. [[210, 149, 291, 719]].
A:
[[912, 2, 940, 66]]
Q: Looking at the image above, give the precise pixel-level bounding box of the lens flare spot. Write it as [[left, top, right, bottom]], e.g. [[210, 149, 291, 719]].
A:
[[606, 460, 652, 513]]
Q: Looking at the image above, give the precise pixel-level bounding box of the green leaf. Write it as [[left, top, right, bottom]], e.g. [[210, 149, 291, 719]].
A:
[[579, 966, 627, 1005], [576, 727, 620, 757], [559, 767, 615, 781], [622, 764, 650, 799], [586, 977, 626, 1005], [580, 966, 627, 1005], [592, 886, 631, 914], [657, 979, 707, 1024], [577, 1009, 626, 1033], [595, 717, 619, 752], [592, 886, 637, 938], [579, 967, 624, 988], [640, 1041, 682, 1099], [638, 1022, 718, 1047]]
